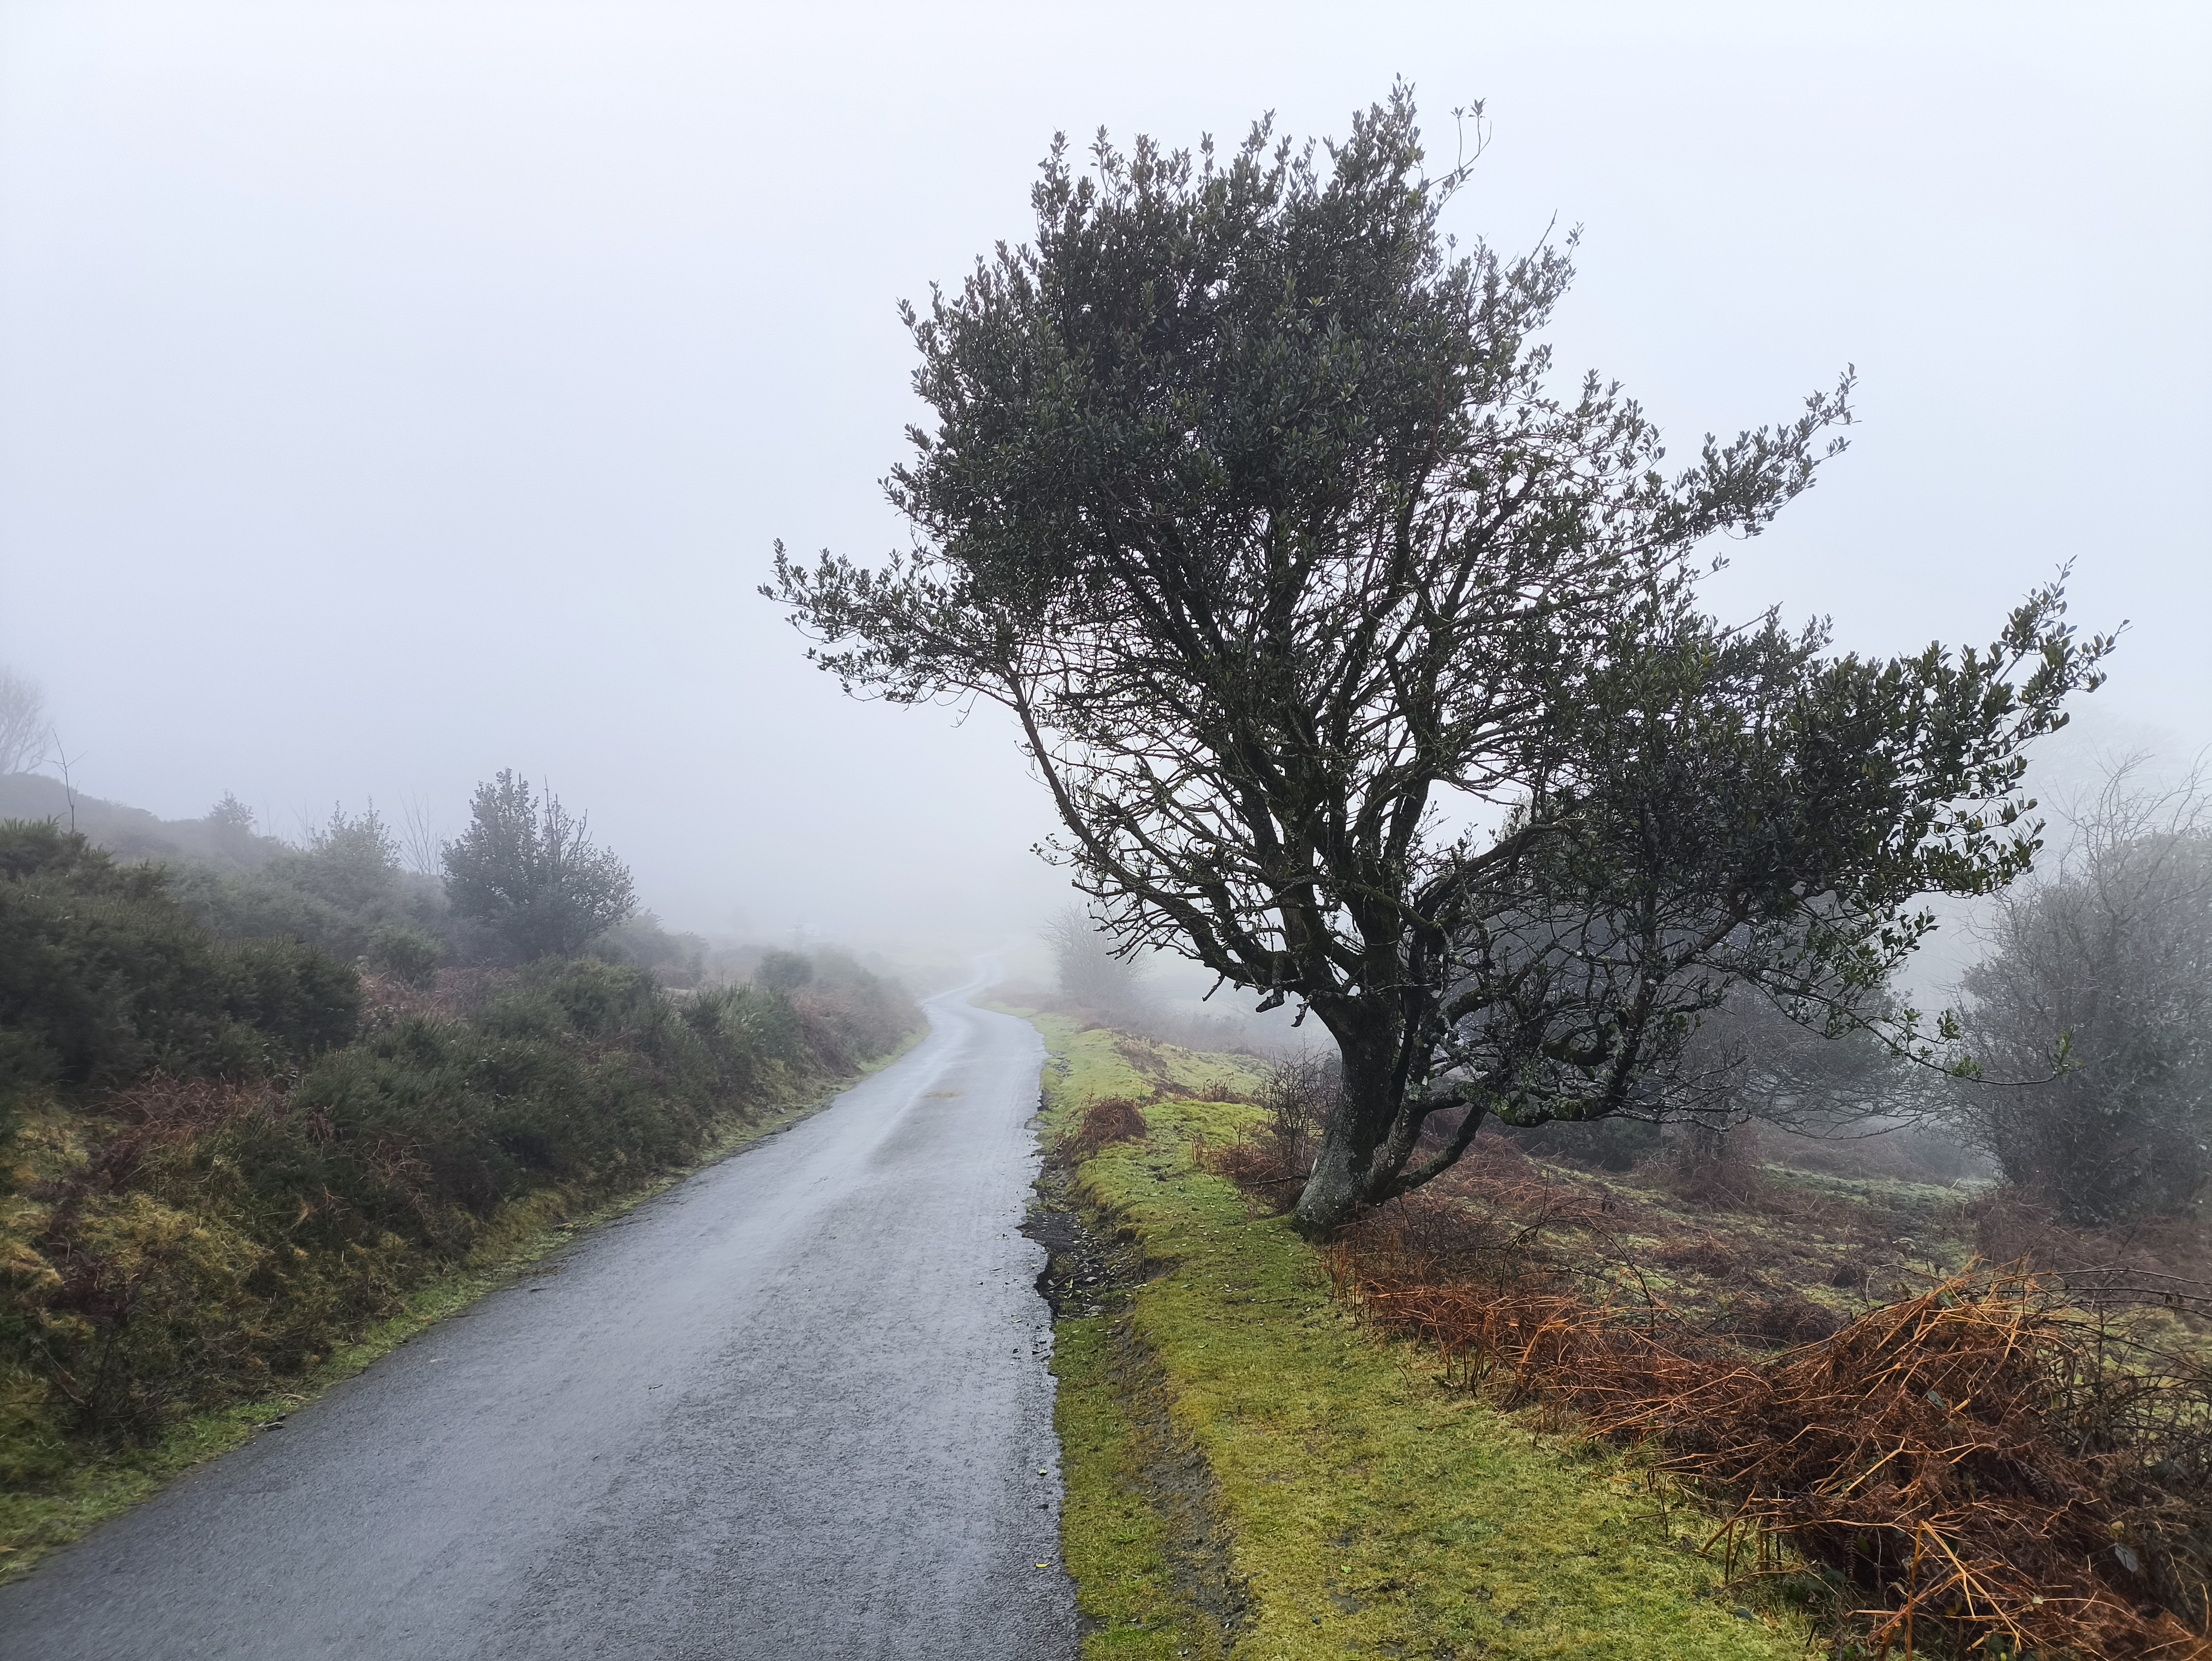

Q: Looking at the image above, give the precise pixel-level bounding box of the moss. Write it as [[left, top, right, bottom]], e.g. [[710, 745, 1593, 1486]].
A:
[[1019, 1009, 1807, 1660], [1055, 1314, 1229, 1659]]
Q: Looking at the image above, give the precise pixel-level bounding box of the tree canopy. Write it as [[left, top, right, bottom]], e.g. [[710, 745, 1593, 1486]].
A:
[[1043, 904, 1150, 1016], [442, 772, 634, 961], [772, 91, 2112, 1231], [0, 668, 47, 778], [1949, 767, 2212, 1224]]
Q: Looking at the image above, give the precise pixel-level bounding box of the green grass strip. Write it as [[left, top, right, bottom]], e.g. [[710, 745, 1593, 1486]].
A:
[[1056, 1311, 1233, 1659], [1024, 1011, 1808, 1660]]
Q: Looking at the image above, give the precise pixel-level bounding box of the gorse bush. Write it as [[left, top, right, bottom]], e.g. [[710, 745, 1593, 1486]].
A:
[[363, 921, 445, 988], [163, 804, 438, 969], [0, 822, 359, 1096], [755, 947, 813, 992], [209, 939, 362, 1063], [186, 963, 822, 1259]]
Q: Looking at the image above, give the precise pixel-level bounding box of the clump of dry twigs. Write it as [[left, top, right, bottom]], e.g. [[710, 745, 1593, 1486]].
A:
[[1332, 1199, 2212, 1657], [1064, 1096, 1150, 1161]]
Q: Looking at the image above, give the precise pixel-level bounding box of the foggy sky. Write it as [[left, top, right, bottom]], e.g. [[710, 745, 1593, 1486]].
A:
[[1, 1, 2206, 959]]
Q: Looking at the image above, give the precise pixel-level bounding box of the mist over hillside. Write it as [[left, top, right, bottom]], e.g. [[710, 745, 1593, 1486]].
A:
[[3, 7, 2202, 966], [1, 13, 2206, 1649]]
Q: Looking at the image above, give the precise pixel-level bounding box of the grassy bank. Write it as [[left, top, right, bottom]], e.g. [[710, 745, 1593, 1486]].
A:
[[0, 825, 921, 1576], [0, 1037, 911, 1582], [1019, 1009, 1806, 1660]]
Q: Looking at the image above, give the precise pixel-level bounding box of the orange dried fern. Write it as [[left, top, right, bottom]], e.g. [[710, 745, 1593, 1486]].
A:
[[1332, 1216, 2212, 1657]]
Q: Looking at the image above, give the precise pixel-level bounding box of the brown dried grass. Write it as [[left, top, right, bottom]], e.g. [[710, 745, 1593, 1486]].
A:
[[34, 1075, 281, 1200], [1197, 1137, 1304, 1209], [1332, 1201, 2212, 1658]]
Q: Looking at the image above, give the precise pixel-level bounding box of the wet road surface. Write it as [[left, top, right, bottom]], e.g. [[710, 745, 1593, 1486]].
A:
[[0, 978, 1077, 1660]]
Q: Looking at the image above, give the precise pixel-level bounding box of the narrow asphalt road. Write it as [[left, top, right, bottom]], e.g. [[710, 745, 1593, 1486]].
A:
[[0, 976, 1078, 1660]]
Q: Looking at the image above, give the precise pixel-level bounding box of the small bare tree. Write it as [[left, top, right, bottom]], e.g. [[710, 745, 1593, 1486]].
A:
[[1258, 1052, 1339, 1181], [0, 667, 49, 776], [1041, 905, 1149, 1016], [397, 796, 445, 878]]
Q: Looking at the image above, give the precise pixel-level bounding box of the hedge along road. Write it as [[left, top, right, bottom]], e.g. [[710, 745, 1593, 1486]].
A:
[[0, 974, 1077, 1661]]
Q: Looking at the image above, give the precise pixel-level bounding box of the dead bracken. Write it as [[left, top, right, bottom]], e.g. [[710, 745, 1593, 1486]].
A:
[[1326, 1192, 2212, 1658], [1062, 1096, 1150, 1163]]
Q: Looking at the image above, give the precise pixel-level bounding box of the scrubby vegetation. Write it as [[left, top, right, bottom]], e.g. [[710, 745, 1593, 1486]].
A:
[[1019, 743, 2212, 1653], [0, 820, 916, 1569], [1326, 1197, 2212, 1655], [0, 768, 706, 981], [1024, 980, 2212, 1657], [1199, 1055, 2212, 1656], [0, 821, 360, 1106], [163, 804, 457, 970]]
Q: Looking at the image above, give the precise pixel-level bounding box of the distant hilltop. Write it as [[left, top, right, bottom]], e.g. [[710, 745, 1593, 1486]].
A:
[[0, 773, 284, 874]]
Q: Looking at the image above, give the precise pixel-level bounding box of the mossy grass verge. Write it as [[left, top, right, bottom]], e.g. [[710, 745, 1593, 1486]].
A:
[[1016, 1008, 1809, 1660], [1055, 1312, 1236, 1660], [0, 1030, 919, 1583]]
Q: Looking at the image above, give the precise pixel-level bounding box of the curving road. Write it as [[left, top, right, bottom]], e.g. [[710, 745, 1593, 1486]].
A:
[[0, 977, 1076, 1660]]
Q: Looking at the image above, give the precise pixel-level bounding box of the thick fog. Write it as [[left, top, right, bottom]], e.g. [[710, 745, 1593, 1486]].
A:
[[0, 1, 2205, 967]]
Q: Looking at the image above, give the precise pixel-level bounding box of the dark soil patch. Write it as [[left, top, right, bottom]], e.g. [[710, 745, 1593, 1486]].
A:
[[1023, 1156, 1140, 1321]]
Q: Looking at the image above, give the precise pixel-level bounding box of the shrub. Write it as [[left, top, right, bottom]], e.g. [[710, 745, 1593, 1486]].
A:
[[0, 821, 355, 1085], [279, 805, 402, 915], [686, 982, 803, 1087], [1500, 1114, 1662, 1172], [364, 922, 445, 988], [589, 914, 706, 985], [1256, 1053, 1334, 1181], [756, 948, 813, 992], [213, 938, 361, 1058], [165, 863, 371, 963]]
